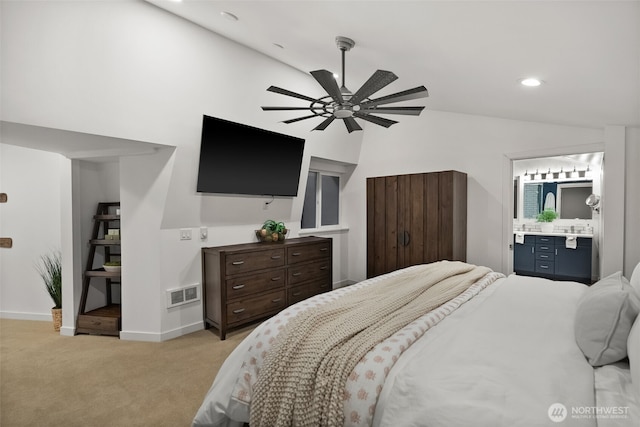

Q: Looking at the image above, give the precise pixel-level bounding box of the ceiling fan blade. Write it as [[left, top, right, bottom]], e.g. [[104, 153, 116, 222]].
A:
[[310, 70, 344, 104], [349, 70, 398, 105], [354, 112, 398, 128], [262, 106, 320, 111], [267, 86, 328, 105], [360, 86, 429, 108], [282, 114, 321, 124], [358, 106, 425, 116], [313, 116, 336, 131], [343, 117, 363, 133]]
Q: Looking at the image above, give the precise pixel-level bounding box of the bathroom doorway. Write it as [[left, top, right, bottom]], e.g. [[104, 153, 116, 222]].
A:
[[512, 153, 603, 282]]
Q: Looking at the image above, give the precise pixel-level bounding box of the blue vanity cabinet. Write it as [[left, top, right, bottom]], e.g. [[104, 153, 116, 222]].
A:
[[513, 235, 535, 275], [555, 237, 592, 283], [514, 234, 592, 284]]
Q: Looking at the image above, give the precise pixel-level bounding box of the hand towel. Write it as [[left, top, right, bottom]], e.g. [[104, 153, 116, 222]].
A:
[[515, 233, 525, 244], [566, 235, 577, 249]]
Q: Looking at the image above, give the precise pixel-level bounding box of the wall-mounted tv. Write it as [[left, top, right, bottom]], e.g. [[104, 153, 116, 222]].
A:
[[196, 115, 306, 197]]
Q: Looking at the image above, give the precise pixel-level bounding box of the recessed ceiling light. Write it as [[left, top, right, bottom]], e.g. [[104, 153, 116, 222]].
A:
[[220, 11, 238, 21], [519, 77, 543, 87]]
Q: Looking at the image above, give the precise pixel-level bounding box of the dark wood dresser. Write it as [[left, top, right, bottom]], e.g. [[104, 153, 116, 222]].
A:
[[201, 236, 332, 339]]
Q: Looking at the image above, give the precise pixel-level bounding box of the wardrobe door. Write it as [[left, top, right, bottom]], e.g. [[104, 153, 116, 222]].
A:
[[367, 175, 399, 278], [438, 170, 467, 261]]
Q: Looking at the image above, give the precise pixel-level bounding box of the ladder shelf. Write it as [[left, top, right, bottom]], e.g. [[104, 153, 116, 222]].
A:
[[76, 202, 122, 337]]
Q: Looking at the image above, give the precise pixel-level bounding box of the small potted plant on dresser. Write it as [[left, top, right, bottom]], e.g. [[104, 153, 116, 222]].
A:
[[537, 209, 558, 233], [256, 220, 288, 242], [36, 250, 62, 331]]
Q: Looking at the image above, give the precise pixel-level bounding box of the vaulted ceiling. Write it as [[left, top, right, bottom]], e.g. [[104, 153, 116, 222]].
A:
[[146, 0, 640, 130]]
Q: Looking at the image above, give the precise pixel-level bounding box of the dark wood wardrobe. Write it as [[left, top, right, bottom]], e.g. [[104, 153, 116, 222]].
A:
[[366, 170, 467, 278]]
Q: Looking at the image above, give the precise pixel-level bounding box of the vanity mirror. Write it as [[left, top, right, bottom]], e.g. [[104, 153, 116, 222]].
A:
[[521, 180, 593, 219], [519, 180, 593, 219]]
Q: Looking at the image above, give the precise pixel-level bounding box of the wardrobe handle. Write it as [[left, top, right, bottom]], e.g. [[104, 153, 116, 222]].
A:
[[398, 231, 411, 247]]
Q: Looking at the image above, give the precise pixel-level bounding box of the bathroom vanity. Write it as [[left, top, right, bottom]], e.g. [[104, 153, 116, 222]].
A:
[[513, 232, 592, 284]]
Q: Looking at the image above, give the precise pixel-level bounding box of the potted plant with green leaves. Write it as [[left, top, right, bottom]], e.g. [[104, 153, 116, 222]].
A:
[[256, 220, 288, 242], [36, 250, 62, 331], [537, 208, 558, 233]]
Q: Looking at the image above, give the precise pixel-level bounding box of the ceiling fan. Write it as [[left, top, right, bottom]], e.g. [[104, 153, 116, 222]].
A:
[[261, 36, 429, 133]]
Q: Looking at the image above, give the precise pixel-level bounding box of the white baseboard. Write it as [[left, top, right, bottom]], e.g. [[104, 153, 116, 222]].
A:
[[120, 320, 204, 342], [59, 326, 75, 336], [0, 311, 51, 321]]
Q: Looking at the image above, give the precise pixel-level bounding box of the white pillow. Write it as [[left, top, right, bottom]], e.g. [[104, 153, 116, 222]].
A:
[[630, 262, 640, 296], [574, 272, 640, 366], [628, 316, 640, 401]]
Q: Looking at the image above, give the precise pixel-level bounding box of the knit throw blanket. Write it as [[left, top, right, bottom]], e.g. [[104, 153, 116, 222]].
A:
[[250, 261, 492, 427]]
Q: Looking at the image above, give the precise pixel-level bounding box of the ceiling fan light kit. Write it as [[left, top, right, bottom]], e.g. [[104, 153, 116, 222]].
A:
[[261, 36, 429, 133]]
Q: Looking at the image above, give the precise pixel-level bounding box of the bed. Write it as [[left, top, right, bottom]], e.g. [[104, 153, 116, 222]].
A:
[[193, 260, 640, 427]]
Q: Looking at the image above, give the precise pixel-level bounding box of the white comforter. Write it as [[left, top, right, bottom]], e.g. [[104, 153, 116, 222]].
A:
[[193, 271, 597, 427]]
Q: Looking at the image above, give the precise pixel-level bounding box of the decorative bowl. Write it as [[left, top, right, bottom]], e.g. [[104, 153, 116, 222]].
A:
[[255, 229, 287, 243], [103, 265, 121, 273]]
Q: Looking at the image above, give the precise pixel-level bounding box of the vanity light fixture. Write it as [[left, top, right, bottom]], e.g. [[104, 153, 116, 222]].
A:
[[523, 166, 593, 183]]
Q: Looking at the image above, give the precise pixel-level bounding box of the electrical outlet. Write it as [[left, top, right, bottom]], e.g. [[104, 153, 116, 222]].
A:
[[179, 229, 192, 240]]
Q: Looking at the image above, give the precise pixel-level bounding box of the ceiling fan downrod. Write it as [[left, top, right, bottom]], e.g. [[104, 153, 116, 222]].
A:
[[335, 36, 355, 95]]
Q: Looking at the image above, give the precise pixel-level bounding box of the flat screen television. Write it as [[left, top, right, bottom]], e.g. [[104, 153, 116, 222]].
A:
[[196, 115, 306, 196]]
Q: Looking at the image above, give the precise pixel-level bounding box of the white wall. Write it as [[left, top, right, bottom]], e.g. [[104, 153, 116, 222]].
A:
[[0, 145, 63, 319], [0, 0, 362, 339], [342, 110, 635, 282]]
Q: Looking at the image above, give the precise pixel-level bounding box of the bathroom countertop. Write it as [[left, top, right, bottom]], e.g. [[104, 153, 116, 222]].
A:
[[513, 231, 594, 238]]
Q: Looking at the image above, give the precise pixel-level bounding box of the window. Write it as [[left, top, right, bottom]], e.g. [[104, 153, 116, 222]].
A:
[[301, 171, 340, 229]]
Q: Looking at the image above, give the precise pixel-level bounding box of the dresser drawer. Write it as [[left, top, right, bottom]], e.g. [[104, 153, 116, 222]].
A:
[[225, 268, 285, 299], [226, 289, 286, 326], [287, 241, 331, 265], [288, 259, 331, 286], [225, 248, 285, 275], [288, 279, 331, 305]]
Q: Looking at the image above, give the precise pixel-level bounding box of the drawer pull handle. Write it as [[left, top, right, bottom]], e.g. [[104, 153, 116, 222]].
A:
[[539, 265, 549, 269], [540, 255, 548, 259], [232, 284, 245, 290], [232, 261, 245, 266], [292, 272, 302, 277], [540, 246, 549, 250], [541, 238, 550, 242], [319, 284, 328, 288], [272, 298, 283, 303], [271, 255, 281, 259], [320, 248, 328, 251], [271, 277, 281, 281], [232, 308, 245, 314], [292, 252, 301, 256], [320, 266, 328, 270], [292, 292, 302, 296]]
